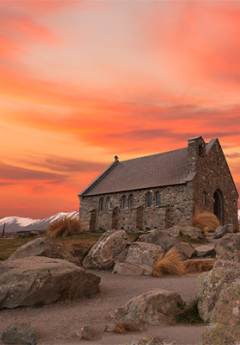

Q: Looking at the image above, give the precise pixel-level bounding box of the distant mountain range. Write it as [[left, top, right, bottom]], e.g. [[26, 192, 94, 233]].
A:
[[0, 211, 79, 233]]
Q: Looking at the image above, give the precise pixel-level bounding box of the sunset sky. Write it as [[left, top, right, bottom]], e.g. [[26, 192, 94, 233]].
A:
[[1, 1, 240, 219]]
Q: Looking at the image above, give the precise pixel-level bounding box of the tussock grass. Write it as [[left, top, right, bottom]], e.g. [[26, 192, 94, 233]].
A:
[[152, 247, 185, 276], [192, 211, 220, 236], [46, 216, 82, 238], [183, 259, 215, 274], [152, 247, 214, 277]]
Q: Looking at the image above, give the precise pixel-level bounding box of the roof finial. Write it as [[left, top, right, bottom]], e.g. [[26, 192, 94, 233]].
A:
[[114, 155, 119, 162]]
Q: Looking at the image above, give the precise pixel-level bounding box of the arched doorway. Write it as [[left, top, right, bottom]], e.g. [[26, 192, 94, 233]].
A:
[[214, 189, 224, 224]]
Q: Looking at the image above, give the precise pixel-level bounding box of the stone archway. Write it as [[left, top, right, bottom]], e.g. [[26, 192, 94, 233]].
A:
[[214, 189, 224, 224]]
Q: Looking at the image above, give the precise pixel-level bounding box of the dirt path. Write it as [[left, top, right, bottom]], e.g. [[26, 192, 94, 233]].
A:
[[0, 271, 206, 345]]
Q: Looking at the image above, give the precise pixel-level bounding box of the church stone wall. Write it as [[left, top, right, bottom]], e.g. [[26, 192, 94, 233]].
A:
[[79, 182, 194, 233], [188, 137, 238, 228]]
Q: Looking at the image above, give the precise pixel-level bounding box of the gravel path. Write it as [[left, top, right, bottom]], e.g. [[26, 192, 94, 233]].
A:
[[0, 271, 207, 345]]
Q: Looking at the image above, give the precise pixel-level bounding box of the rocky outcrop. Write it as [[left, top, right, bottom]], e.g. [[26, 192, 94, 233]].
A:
[[198, 260, 240, 344], [8, 237, 77, 264], [105, 289, 185, 332], [197, 260, 240, 322], [1, 323, 37, 345], [82, 230, 131, 269], [214, 233, 240, 262], [0, 257, 100, 309]]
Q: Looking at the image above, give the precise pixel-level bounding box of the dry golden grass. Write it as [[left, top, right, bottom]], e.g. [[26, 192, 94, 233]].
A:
[[152, 247, 215, 277], [183, 259, 215, 274], [46, 216, 81, 238], [152, 247, 185, 277], [192, 211, 220, 236]]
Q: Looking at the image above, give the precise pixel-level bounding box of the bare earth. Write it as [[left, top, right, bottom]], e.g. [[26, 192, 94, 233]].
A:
[[0, 270, 206, 345]]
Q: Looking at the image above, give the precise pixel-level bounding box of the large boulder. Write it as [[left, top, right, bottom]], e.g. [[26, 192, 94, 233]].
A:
[[105, 289, 185, 332], [82, 230, 131, 269], [0, 257, 100, 309], [214, 233, 240, 262], [214, 224, 234, 239], [1, 323, 37, 345], [123, 242, 164, 275], [197, 260, 240, 322], [8, 237, 77, 264]]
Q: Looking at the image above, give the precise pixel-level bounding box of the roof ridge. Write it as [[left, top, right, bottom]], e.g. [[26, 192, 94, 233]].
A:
[[121, 147, 187, 163]]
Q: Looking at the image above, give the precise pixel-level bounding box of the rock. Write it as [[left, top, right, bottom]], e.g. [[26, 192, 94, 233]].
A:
[[173, 241, 195, 259], [162, 225, 182, 238], [73, 325, 102, 341], [137, 230, 174, 251], [214, 224, 234, 239], [8, 237, 77, 264], [82, 230, 131, 269], [1, 323, 37, 345], [113, 262, 147, 276], [0, 256, 100, 308], [197, 260, 240, 322], [194, 244, 215, 258], [200, 323, 240, 345], [105, 289, 185, 332], [214, 233, 240, 262], [123, 242, 164, 275], [179, 226, 204, 241]]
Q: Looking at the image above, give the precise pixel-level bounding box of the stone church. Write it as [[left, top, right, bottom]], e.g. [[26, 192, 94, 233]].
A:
[[78, 136, 238, 233]]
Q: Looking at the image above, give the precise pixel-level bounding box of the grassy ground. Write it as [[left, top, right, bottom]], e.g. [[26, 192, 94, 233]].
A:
[[0, 231, 139, 261]]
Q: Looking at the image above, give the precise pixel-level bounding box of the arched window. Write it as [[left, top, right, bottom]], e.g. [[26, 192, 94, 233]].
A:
[[121, 195, 127, 209], [99, 197, 104, 211], [146, 192, 152, 207], [155, 191, 160, 207], [106, 197, 111, 210], [128, 194, 134, 208]]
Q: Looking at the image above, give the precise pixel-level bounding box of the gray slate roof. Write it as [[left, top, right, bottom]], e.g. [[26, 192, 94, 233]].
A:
[[80, 147, 192, 196]]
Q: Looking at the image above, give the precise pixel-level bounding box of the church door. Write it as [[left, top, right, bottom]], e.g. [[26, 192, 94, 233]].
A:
[[214, 189, 224, 224]]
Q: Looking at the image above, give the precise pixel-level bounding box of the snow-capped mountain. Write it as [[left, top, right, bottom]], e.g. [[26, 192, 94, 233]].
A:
[[0, 211, 79, 233]]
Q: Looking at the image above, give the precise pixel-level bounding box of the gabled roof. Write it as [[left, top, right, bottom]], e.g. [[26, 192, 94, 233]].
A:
[[80, 147, 192, 196]]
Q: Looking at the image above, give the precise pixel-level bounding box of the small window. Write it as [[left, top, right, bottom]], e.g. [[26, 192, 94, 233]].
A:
[[99, 197, 104, 211], [106, 197, 111, 210], [128, 194, 134, 208], [155, 191, 160, 207], [121, 195, 127, 209], [146, 192, 152, 207]]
